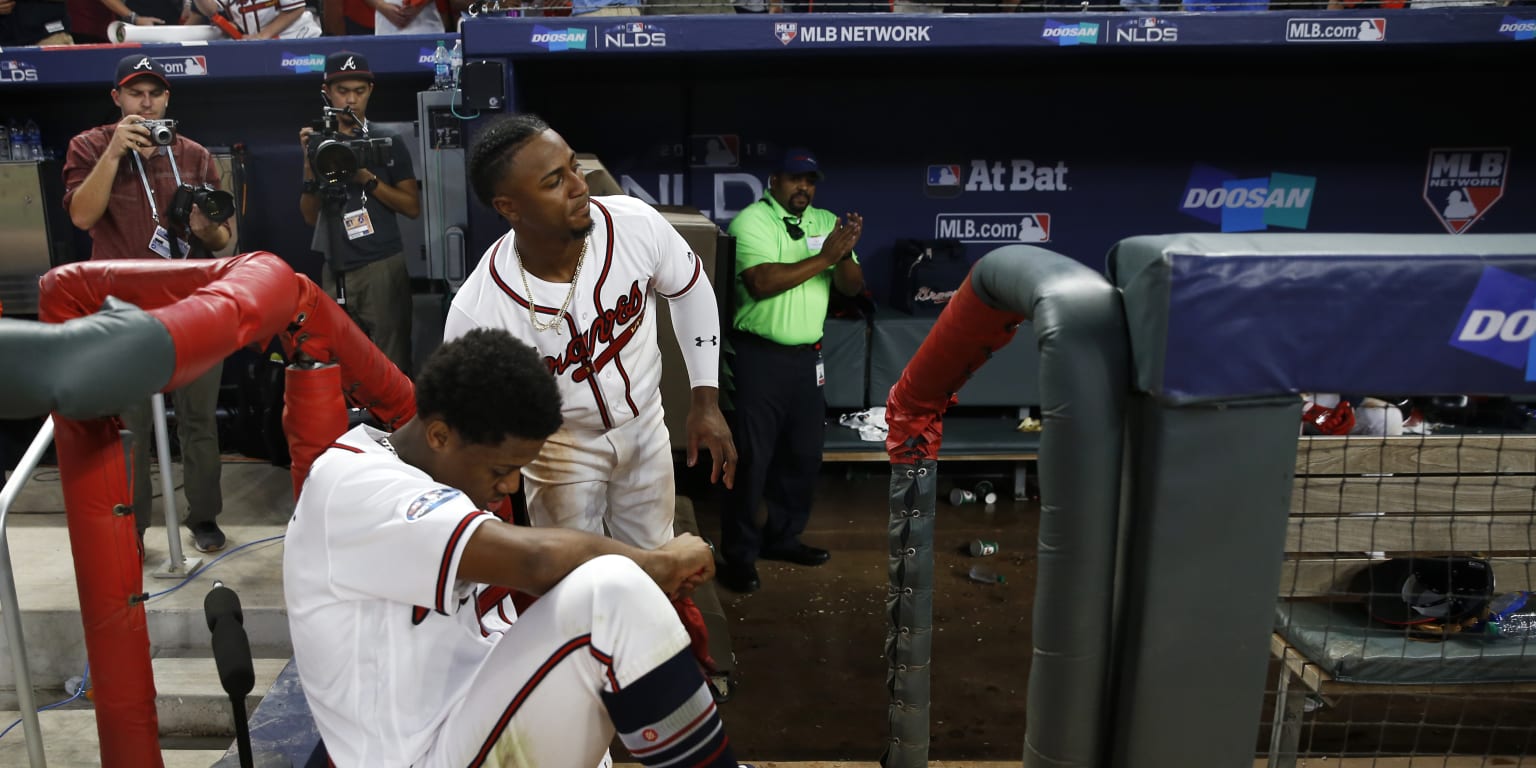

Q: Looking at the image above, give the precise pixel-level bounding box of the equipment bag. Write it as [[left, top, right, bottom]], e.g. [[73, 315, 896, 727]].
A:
[[889, 238, 969, 315]]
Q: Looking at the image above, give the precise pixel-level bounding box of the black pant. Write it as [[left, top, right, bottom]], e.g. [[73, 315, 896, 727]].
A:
[[721, 332, 825, 565]]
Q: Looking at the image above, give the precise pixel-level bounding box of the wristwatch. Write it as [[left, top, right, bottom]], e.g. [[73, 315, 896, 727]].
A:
[[362, 176, 379, 194]]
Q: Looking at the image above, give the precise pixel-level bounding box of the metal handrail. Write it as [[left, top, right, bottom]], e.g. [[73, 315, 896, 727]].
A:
[[1, 397, 199, 767], [0, 416, 56, 768]]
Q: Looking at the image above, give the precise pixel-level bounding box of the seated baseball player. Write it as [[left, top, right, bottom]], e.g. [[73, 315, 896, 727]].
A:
[[283, 327, 738, 767]]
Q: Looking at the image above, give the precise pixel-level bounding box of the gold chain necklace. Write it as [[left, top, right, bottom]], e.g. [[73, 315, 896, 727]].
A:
[[516, 236, 588, 335]]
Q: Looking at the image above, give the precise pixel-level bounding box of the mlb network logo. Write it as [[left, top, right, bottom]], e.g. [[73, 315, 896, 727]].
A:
[[154, 56, 209, 77], [531, 26, 587, 51], [1451, 266, 1536, 381], [1042, 20, 1098, 46], [1179, 163, 1315, 233], [1424, 148, 1509, 234], [1499, 16, 1536, 40]]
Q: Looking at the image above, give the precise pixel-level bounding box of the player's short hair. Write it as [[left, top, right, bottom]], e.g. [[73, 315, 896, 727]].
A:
[[415, 328, 563, 446], [468, 113, 551, 208]]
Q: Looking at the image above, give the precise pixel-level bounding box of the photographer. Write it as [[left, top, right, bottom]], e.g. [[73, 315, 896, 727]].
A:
[[61, 54, 234, 557], [299, 50, 420, 376]]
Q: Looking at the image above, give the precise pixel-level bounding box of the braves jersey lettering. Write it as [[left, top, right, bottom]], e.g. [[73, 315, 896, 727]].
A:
[[545, 280, 645, 381]]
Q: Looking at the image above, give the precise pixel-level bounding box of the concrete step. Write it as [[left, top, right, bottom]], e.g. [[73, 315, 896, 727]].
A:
[[0, 708, 229, 767], [1, 523, 292, 693], [152, 657, 288, 738]]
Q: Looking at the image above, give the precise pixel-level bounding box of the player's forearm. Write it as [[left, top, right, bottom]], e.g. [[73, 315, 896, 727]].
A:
[[460, 521, 665, 596], [666, 285, 721, 387], [254, 7, 301, 37]]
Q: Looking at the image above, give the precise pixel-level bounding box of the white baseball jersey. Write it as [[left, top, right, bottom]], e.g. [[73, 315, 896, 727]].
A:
[[445, 195, 709, 433], [283, 424, 515, 766], [212, 0, 321, 38]]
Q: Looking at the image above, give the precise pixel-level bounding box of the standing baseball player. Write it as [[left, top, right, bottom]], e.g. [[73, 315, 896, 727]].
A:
[[284, 328, 736, 767], [445, 114, 736, 549]]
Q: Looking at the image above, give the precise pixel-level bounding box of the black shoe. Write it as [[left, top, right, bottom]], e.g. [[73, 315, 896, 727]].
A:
[[760, 542, 830, 567], [717, 560, 760, 594], [190, 521, 226, 553]]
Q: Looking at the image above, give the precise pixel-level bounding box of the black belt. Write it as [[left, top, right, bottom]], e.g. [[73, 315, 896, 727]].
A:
[[733, 330, 821, 352]]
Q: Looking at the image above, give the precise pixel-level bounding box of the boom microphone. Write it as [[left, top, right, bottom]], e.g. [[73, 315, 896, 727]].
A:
[[205, 582, 245, 631]]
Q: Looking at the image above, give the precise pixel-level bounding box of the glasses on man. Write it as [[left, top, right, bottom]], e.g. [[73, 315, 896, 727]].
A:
[[782, 217, 805, 241]]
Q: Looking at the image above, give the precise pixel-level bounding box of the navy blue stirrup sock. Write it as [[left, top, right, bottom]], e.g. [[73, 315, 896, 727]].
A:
[[600, 648, 736, 767]]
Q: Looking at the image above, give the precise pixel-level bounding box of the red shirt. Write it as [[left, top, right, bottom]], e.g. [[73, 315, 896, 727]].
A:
[[61, 123, 222, 261]]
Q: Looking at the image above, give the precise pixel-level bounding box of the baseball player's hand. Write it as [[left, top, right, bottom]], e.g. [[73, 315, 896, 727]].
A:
[[686, 398, 737, 489], [644, 533, 714, 599]]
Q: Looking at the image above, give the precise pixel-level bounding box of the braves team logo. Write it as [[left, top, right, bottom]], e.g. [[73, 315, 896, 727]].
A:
[[1451, 266, 1536, 381], [694, 336, 718, 347], [775, 22, 798, 45], [339, 56, 358, 71], [1424, 148, 1509, 234], [405, 488, 461, 521], [132, 56, 153, 71], [545, 280, 645, 382]]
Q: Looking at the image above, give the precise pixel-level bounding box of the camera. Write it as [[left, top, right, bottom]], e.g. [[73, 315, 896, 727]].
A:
[[307, 106, 393, 194], [140, 118, 177, 146], [168, 183, 235, 228]]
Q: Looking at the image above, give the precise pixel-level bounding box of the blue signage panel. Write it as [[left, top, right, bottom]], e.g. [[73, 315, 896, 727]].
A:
[[459, 7, 1532, 57], [1160, 251, 1536, 399], [0, 33, 453, 88]]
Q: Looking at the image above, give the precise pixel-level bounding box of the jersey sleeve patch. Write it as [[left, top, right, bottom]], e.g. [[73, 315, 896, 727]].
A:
[[406, 488, 462, 521]]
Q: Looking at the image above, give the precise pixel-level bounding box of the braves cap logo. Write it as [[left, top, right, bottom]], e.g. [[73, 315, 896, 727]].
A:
[[133, 57, 153, 70], [694, 336, 718, 347], [340, 56, 357, 71]]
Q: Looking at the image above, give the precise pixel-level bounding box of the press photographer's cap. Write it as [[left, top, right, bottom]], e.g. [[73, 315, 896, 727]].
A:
[[324, 51, 374, 86], [777, 147, 824, 181], [115, 54, 169, 90]]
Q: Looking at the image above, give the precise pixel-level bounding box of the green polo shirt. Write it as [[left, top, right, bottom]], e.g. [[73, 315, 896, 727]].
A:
[[728, 193, 858, 346]]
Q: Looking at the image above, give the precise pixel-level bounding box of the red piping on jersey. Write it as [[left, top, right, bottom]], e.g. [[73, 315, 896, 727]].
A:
[[658, 256, 702, 300], [589, 198, 616, 307], [468, 634, 603, 766], [565, 313, 616, 429], [588, 646, 619, 691], [434, 511, 487, 615], [329, 442, 363, 454], [488, 237, 560, 320], [615, 358, 640, 417]]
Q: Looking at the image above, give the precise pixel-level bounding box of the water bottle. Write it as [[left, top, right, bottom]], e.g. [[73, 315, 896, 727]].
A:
[[1482, 592, 1536, 638], [967, 564, 1004, 585], [449, 39, 463, 90], [24, 119, 42, 160], [7, 120, 22, 161], [433, 40, 451, 90]]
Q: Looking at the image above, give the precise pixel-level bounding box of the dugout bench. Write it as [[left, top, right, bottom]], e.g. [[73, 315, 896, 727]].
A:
[[820, 312, 1042, 500], [1267, 433, 1536, 767]]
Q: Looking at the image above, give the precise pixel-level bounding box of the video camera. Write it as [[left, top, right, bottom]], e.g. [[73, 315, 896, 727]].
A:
[[168, 183, 235, 228], [140, 118, 178, 146], [307, 106, 393, 195]]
